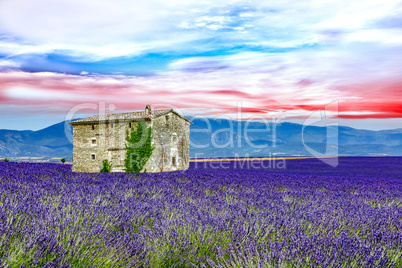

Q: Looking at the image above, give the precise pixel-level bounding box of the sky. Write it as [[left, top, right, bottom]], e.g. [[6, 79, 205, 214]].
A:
[[0, 0, 401, 130]]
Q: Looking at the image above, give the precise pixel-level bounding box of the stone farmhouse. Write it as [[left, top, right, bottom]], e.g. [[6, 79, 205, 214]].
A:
[[69, 105, 192, 173]]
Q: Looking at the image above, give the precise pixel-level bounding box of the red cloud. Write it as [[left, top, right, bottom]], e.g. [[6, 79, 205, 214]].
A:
[[0, 71, 401, 119]]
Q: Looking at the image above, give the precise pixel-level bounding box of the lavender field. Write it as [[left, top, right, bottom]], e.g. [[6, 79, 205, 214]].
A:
[[0, 158, 401, 267]]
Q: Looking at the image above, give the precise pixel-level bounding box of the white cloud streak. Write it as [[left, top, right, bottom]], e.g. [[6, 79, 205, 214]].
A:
[[0, 59, 20, 69], [0, 0, 401, 60]]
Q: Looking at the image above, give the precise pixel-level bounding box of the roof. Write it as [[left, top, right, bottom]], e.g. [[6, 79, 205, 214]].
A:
[[69, 109, 192, 125]]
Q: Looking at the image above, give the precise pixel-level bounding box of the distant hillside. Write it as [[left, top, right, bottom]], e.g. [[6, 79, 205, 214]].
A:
[[189, 119, 402, 157], [0, 118, 401, 159], [0, 121, 73, 159]]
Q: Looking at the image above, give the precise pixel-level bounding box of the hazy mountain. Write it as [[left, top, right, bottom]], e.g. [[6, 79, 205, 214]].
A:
[[0, 118, 401, 159], [189, 119, 402, 157], [0, 121, 73, 159]]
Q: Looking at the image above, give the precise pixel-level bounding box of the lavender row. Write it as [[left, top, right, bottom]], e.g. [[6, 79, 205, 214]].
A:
[[190, 157, 402, 179], [0, 159, 401, 267]]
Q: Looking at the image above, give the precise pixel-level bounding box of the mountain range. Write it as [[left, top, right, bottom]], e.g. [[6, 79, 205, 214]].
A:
[[0, 118, 401, 159]]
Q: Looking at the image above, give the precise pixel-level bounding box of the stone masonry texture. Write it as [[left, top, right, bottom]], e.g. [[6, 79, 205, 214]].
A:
[[69, 107, 192, 173]]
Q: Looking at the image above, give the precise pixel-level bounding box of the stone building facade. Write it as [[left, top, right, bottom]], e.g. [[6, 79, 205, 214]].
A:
[[69, 106, 192, 173]]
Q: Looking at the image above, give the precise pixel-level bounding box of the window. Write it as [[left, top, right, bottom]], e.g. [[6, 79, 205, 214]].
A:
[[92, 125, 95, 130], [165, 115, 169, 125], [91, 154, 96, 160], [129, 123, 131, 128], [92, 139, 96, 145], [172, 156, 176, 166]]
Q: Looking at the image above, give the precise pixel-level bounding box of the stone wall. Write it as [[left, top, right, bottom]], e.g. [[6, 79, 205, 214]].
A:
[[71, 123, 109, 172], [144, 111, 191, 172], [71, 111, 191, 173]]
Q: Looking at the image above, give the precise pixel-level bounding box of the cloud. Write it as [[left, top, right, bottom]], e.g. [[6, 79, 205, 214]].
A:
[[0, 59, 20, 69], [0, 0, 234, 60], [1, 44, 401, 119], [0, 0, 401, 60], [0, 0, 401, 121]]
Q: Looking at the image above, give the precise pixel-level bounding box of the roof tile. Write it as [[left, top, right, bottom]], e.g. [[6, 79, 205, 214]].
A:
[[70, 109, 191, 125]]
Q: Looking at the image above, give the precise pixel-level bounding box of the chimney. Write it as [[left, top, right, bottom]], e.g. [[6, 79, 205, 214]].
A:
[[145, 104, 151, 115]]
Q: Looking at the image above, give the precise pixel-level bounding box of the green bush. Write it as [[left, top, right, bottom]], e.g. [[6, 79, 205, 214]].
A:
[[100, 159, 112, 173], [124, 120, 155, 173], [3, 158, 9, 162], [61, 158, 66, 164]]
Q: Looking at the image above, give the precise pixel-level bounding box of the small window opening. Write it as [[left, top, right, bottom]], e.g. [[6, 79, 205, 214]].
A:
[[91, 154, 96, 160], [172, 156, 176, 166], [92, 139, 96, 145], [92, 125, 95, 130], [129, 122, 132, 128], [166, 116, 169, 124]]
